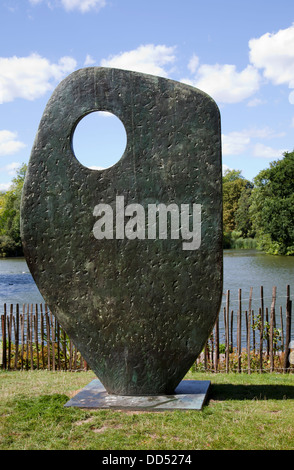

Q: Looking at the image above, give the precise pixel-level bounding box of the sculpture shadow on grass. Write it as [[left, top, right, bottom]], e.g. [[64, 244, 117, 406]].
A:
[[209, 383, 294, 401]]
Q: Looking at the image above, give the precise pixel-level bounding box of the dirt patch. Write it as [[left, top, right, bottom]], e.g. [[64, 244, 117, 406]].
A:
[[92, 425, 109, 433], [92, 424, 124, 433], [75, 417, 95, 426]]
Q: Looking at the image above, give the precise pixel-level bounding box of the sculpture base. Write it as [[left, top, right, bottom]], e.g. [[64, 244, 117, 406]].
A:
[[64, 379, 210, 411]]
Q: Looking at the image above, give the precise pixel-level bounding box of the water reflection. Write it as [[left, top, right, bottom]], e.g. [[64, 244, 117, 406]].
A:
[[223, 249, 294, 302]]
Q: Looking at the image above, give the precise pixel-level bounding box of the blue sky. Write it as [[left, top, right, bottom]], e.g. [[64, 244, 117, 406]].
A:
[[1, 0, 294, 189]]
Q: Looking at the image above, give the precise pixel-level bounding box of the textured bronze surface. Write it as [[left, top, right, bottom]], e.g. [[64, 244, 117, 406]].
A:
[[21, 67, 222, 395]]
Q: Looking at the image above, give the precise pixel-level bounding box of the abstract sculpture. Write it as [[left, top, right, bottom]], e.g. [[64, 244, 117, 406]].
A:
[[21, 67, 222, 395]]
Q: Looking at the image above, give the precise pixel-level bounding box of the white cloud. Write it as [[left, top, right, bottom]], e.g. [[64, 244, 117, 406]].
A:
[[0, 130, 26, 156], [187, 54, 199, 74], [222, 131, 251, 155], [247, 97, 266, 107], [100, 44, 177, 77], [0, 53, 77, 103], [245, 127, 285, 139], [3, 162, 21, 175], [252, 143, 286, 159], [185, 25, 294, 104], [222, 163, 233, 175], [0, 183, 11, 191], [61, 0, 106, 13], [182, 63, 261, 104], [222, 127, 286, 156], [249, 24, 294, 102], [0, 162, 22, 191], [29, 0, 106, 12], [84, 54, 96, 66]]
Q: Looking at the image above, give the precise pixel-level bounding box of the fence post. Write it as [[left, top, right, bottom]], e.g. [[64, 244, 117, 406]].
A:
[[40, 304, 45, 368], [57, 320, 61, 370], [30, 305, 34, 370], [252, 310, 255, 353], [226, 291, 230, 373], [283, 285, 292, 372], [259, 286, 264, 373], [69, 339, 73, 370], [26, 305, 29, 370], [14, 304, 19, 370], [280, 306, 284, 352], [45, 305, 51, 370], [2, 304, 7, 369], [230, 310, 234, 352], [247, 287, 253, 374], [246, 310, 251, 374], [214, 316, 219, 373], [34, 304, 39, 370], [51, 312, 55, 371], [21, 305, 25, 370], [8, 305, 13, 370], [270, 286, 277, 372], [237, 289, 242, 373], [63, 329, 67, 370], [203, 341, 208, 371]]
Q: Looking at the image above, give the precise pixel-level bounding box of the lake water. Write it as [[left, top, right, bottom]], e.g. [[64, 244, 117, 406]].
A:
[[222, 249, 294, 343], [0, 250, 293, 341], [223, 249, 293, 309]]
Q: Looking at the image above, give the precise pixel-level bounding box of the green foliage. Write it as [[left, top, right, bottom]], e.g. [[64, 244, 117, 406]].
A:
[[226, 230, 256, 250], [252, 314, 283, 351], [250, 151, 294, 255], [0, 163, 27, 257], [235, 187, 255, 238], [223, 151, 294, 255], [231, 236, 257, 250], [223, 169, 250, 233], [222, 169, 255, 249]]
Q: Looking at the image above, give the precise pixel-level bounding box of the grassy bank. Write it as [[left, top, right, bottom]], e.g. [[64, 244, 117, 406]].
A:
[[1, 369, 293, 450]]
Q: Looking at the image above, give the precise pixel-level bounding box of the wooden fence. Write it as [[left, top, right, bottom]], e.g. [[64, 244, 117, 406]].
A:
[[1, 285, 293, 373], [198, 285, 293, 373], [1, 304, 88, 371]]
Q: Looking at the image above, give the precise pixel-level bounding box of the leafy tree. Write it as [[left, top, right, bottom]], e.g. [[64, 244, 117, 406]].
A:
[[222, 169, 252, 234], [235, 186, 255, 238], [0, 163, 27, 256], [250, 151, 294, 255]]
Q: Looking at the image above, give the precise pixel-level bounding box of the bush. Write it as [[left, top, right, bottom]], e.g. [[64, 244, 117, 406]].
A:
[[0, 235, 23, 257], [223, 230, 257, 250]]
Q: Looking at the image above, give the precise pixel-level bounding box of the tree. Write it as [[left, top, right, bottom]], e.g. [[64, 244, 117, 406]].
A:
[[235, 186, 255, 238], [222, 169, 252, 234], [0, 163, 27, 256], [250, 151, 294, 255]]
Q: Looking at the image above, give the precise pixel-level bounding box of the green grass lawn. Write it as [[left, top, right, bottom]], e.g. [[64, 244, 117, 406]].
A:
[[0, 369, 293, 450]]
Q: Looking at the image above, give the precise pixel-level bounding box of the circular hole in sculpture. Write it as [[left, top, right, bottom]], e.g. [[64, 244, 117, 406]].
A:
[[72, 111, 127, 170]]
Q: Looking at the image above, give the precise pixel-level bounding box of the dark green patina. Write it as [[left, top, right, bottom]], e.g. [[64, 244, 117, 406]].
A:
[[21, 67, 222, 395]]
